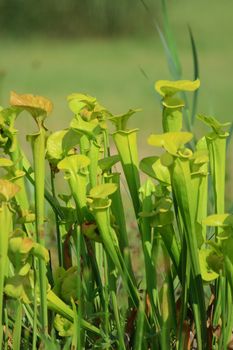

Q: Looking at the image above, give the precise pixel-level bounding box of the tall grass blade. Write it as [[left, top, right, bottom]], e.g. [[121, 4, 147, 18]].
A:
[[156, 24, 180, 80], [188, 26, 200, 126], [160, 0, 182, 78], [133, 297, 145, 350]]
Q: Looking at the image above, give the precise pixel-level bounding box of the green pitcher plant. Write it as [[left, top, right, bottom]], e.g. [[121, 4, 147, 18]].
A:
[[155, 79, 200, 133], [0, 79, 232, 349]]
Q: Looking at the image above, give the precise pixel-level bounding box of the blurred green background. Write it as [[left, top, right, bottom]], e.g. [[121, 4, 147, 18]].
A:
[[0, 0, 233, 202]]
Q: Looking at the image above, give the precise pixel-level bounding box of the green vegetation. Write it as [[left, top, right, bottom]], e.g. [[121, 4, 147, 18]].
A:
[[0, 74, 233, 348], [0, 1, 233, 348]]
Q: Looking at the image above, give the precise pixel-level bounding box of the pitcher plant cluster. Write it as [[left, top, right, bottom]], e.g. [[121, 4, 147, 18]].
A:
[[0, 79, 232, 349]]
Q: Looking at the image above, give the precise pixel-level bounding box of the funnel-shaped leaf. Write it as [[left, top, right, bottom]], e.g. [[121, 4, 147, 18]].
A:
[[58, 155, 90, 223], [10, 91, 53, 119], [108, 109, 141, 131], [70, 114, 102, 138], [198, 115, 229, 215], [197, 114, 231, 136], [89, 183, 118, 199], [67, 93, 96, 115], [98, 154, 120, 172], [26, 126, 49, 332], [139, 156, 159, 179], [162, 97, 185, 132], [155, 79, 198, 132], [190, 137, 209, 244], [204, 118, 228, 215], [139, 156, 171, 184], [46, 129, 80, 163], [162, 96, 185, 109], [192, 149, 209, 165], [58, 154, 90, 175], [199, 249, 220, 282], [67, 93, 110, 128], [155, 79, 200, 97], [203, 214, 233, 227], [88, 197, 111, 211], [112, 129, 140, 215], [148, 132, 193, 155]]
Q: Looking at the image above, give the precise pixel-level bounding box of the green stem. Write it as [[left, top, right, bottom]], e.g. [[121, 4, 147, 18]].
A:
[[69, 172, 89, 224], [105, 172, 135, 280], [92, 201, 139, 307], [50, 166, 63, 267], [10, 142, 34, 236], [207, 134, 227, 346], [162, 105, 183, 133], [74, 225, 83, 349], [111, 290, 126, 350], [207, 136, 226, 214], [103, 253, 110, 347], [134, 298, 145, 350], [219, 274, 226, 349], [0, 202, 12, 346], [22, 152, 65, 220], [177, 240, 189, 350], [32, 260, 38, 350], [171, 158, 207, 348], [88, 140, 100, 187], [112, 129, 141, 216], [4, 308, 8, 350], [225, 282, 233, 346], [29, 126, 48, 335], [12, 302, 22, 350]]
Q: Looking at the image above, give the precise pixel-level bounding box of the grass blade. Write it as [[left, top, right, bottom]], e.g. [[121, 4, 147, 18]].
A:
[[188, 26, 200, 126], [133, 297, 145, 350], [160, 0, 182, 78]]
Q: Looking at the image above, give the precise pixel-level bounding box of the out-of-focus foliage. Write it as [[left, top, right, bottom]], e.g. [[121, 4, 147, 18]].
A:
[[0, 0, 158, 38]]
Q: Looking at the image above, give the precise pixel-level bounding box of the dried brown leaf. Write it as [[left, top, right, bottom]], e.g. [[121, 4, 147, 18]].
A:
[[10, 91, 53, 116]]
